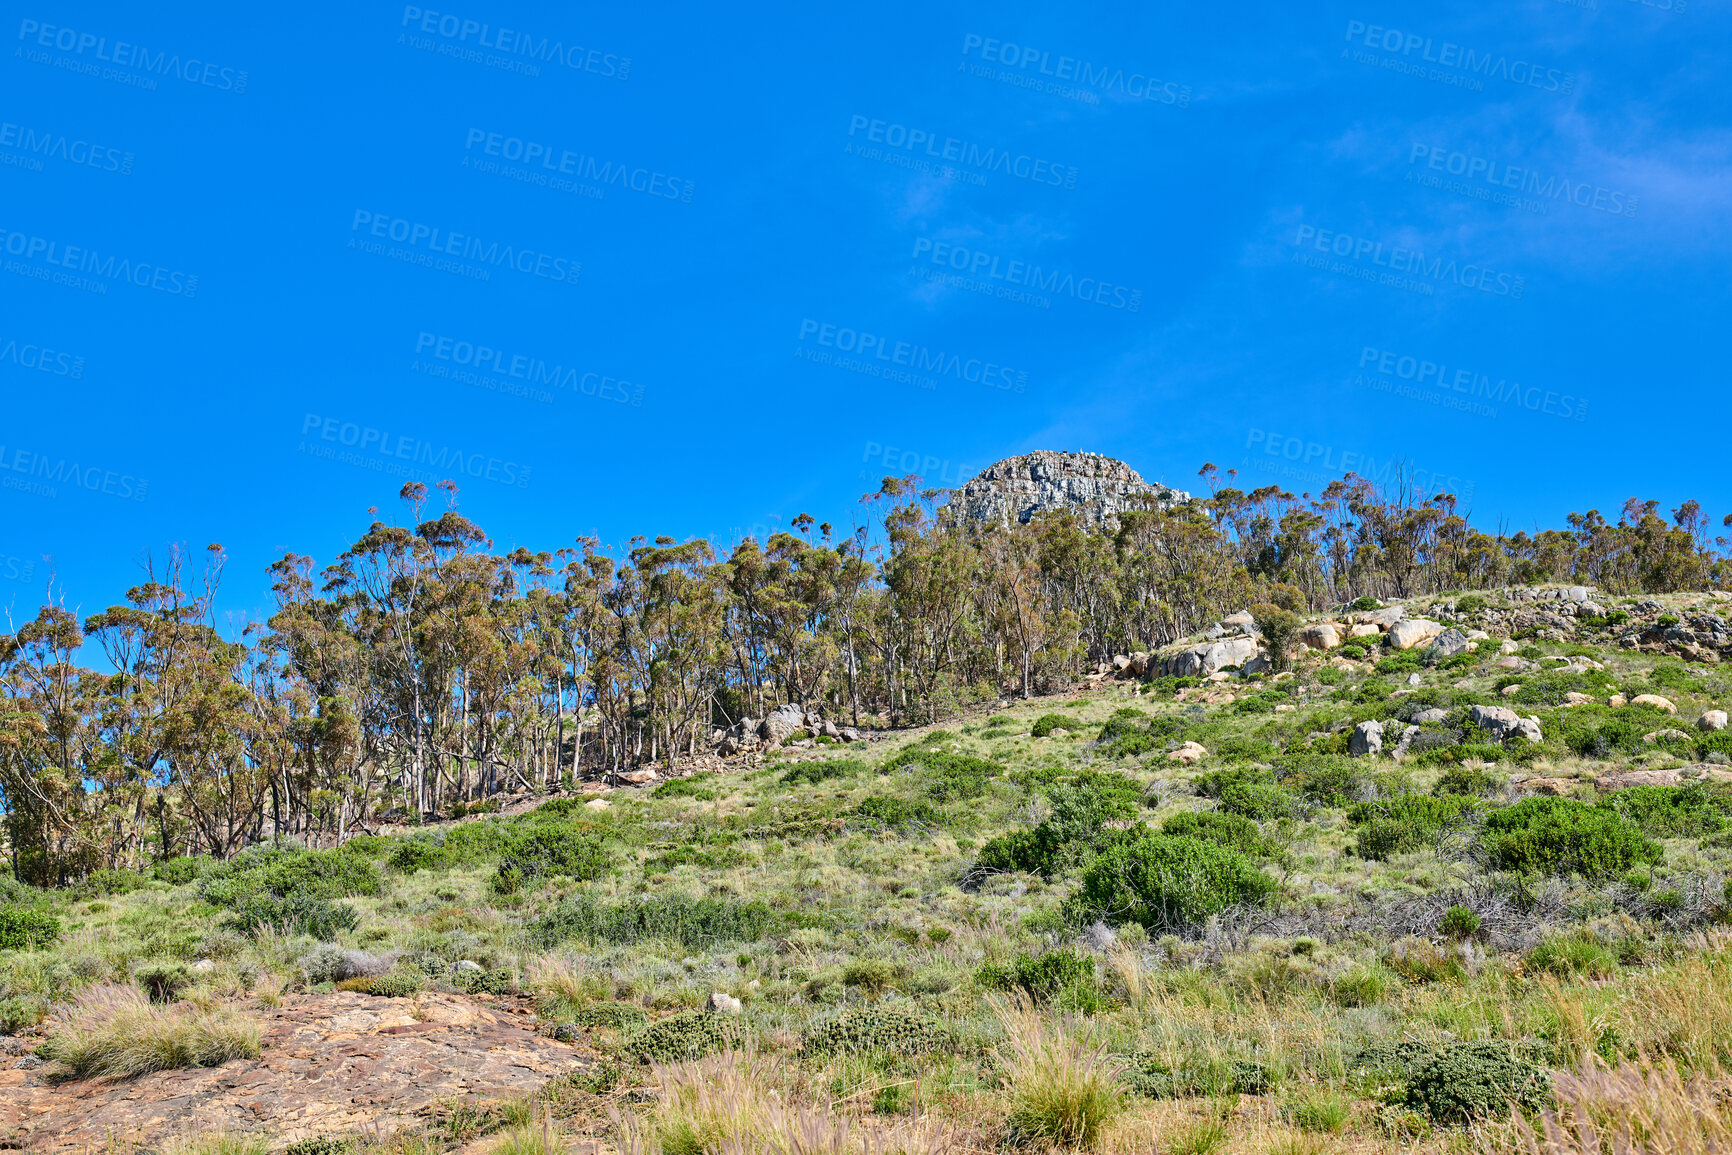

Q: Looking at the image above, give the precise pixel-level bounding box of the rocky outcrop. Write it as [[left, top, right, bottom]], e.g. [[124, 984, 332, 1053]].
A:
[[938, 451, 1188, 530], [0, 992, 592, 1152]]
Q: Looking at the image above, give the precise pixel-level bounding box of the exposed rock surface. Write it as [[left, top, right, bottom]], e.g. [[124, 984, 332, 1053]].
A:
[[938, 451, 1188, 530], [0, 991, 592, 1152]]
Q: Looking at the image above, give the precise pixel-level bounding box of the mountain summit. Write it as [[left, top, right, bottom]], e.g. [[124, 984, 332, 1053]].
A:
[[938, 450, 1190, 529]]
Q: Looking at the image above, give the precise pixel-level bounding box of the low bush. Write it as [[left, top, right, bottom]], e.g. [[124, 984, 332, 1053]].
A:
[[385, 839, 443, 874], [490, 827, 609, 895], [779, 758, 866, 786], [1437, 905, 1481, 941], [800, 1005, 949, 1056], [1160, 810, 1283, 861], [535, 893, 784, 949], [1074, 832, 1276, 932], [1403, 1040, 1550, 1124], [852, 795, 942, 829], [135, 961, 191, 1003], [1031, 713, 1086, 737], [1482, 797, 1661, 879], [0, 906, 61, 950], [1348, 794, 1474, 860], [977, 948, 1096, 1001], [631, 1010, 741, 1063], [1598, 783, 1731, 838]]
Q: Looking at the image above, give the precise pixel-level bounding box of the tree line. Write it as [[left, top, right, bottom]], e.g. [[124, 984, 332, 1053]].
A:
[[3, 468, 1728, 883]]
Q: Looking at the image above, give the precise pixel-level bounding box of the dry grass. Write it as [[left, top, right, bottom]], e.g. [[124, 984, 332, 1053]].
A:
[[616, 1048, 957, 1155], [39, 984, 261, 1079], [1476, 1057, 1732, 1154], [529, 955, 614, 1021], [1607, 943, 1732, 1075], [991, 993, 1123, 1150], [163, 1133, 271, 1155]]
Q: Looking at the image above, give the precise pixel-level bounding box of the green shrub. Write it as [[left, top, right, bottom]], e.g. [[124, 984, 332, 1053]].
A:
[[337, 971, 425, 997], [0, 906, 61, 950], [1075, 832, 1276, 932], [490, 827, 610, 895], [1160, 811, 1282, 861], [975, 770, 1142, 879], [1432, 765, 1499, 796], [801, 1005, 949, 1056], [224, 893, 359, 939], [1216, 780, 1294, 820], [1482, 797, 1661, 879], [779, 759, 866, 786], [631, 1010, 741, 1063], [977, 948, 1095, 1000], [1437, 906, 1481, 941], [201, 847, 382, 908], [135, 961, 192, 1003], [1598, 784, 1730, 838], [453, 967, 514, 995], [1348, 793, 1473, 860], [574, 1001, 648, 1030], [1403, 1041, 1550, 1124], [150, 856, 211, 885], [1032, 713, 1086, 737], [852, 795, 942, 829], [1455, 594, 1486, 615], [1525, 933, 1617, 979], [535, 893, 783, 948], [386, 839, 444, 874]]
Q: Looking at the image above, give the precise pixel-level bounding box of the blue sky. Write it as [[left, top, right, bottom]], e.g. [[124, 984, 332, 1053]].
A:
[[1, 1, 1727, 626]]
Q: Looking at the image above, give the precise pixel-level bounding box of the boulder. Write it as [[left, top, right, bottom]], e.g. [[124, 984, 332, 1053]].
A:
[[1641, 729, 1695, 745], [1513, 776, 1578, 796], [1567, 585, 1592, 603], [1166, 741, 1209, 765], [1348, 623, 1383, 639], [1472, 704, 1543, 744], [1610, 694, 1629, 708], [1358, 605, 1406, 629], [1350, 720, 1385, 757], [1406, 673, 1423, 686], [618, 769, 659, 785], [1412, 708, 1449, 724], [1165, 636, 1260, 677], [1391, 724, 1421, 760], [759, 703, 810, 744], [1127, 652, 1151, 677], [1299, 623, 1341, 651], [1500, 640, 1519, 655], [584, 798, 611, 811], [1112, 654, 1132, 673], [1388, 619, 1445, 651], [1598, 768, 1682, 790], [1632, 694, 1678, 714], [1428, 628, 1473, 658], [706, 991, 743, 1015], [1563, 692, 1596, 707], [1223, 610, 1256, 632], [1699, 710, 1729, 732]]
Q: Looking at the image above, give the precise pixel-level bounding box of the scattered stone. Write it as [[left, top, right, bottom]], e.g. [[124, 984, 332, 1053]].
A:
[[1513, 777, 1579, 796], [455, 960, 483, 974], [1699, 710, 1729, 732], [1501, 684, 1522, 697], [1350, 720, 1385, 757], [1405, 673, 1423, 686], [1412, 708, 1449, 724], [585, 798, 611, 811], [1500, 640, 1519, 655], [1429, 628, 1473, 658], [1633, 694, 1678, 714], [1599, 768, 1683, 790], [1388, 619, 1445, 650], [1563, 692, 1596, 707], [1167, 741, 1210, 765], [706, 992, 743, 1015], [1642, 729, 1695, 745], [1472, 704, 1543, 744], [1391, 724, 1421, 760], [1274, 703, 1296, 712], [1610, 694, 1629, 707]]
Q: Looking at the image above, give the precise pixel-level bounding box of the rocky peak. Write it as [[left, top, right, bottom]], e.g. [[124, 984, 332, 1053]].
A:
[[938, 451, 1190, 529]]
